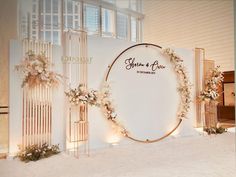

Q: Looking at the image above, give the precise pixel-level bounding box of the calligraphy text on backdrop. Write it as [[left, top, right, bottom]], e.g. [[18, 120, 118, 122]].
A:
[[125, 58, 166, 74]]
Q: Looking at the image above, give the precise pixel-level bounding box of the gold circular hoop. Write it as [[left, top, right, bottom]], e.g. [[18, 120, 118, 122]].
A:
[[104, 43, 183, 143]]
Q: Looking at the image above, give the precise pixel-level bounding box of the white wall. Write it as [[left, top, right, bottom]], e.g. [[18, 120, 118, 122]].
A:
[[143, 0, 234, 71], [9, 40, 23, 155]]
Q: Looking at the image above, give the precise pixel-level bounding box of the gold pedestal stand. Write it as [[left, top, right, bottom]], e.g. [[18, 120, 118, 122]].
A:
[[68, 104, 89, 158]]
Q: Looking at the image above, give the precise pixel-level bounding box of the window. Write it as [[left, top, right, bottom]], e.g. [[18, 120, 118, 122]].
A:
[[53, 0, 59, 13], [53, 15, 59, 29], [130, 0, 137, 11], [117, 13, 128, 40], [31, 0, 39, 40], [63, 0, 80, 30], [102, 8, 114, 37], [39, 0, 61, 44], [131, 17, 137, 42], [83, 4, 99, 35], [20, 0, 143, 44], [53, 31, 59, 44], [102, 0, 115, 4]]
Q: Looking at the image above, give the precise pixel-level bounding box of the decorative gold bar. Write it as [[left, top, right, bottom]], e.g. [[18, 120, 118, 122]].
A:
[[32, 89, 34, 145], [40, 84, 43, 146], [22, 88, 25, 148]]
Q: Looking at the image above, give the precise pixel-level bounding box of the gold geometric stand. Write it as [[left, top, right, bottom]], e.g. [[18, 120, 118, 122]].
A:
[[67, 104, 89, 158]]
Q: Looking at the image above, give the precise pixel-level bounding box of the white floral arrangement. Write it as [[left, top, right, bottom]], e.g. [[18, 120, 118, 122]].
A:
[[162, 48, 192, 119], [200, 66, 224, 101], [99, 82, 128, 136], [15, 51, 62, 88], [65, 84, 99, 106]]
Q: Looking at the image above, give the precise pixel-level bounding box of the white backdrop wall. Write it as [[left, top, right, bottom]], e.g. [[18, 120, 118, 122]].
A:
[[9, 36, 198, 154]]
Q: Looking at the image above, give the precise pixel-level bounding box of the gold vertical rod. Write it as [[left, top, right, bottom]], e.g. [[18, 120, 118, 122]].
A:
[[49, 87, 52, 144], [73, 122, 76, 156], [36, 85, 39, 145], [45, 86, 47, 144], [30, 40, 33, 145], [22, 88, 25, 149], [45, 86, 48, 144], [23, 87, 26, 149], [195, 48, 205, 127], [29, 89, 32, 146], [45, 42, 47, 57], [48, 87, 50, 144], [42, 42, 45, 56], [50, 43, 52, 145], [24, 87, 27, 148], [42, 86, 45, 144], [44, 86, 46, 144], [45, 87, 48, 144], [40, 85, 44, 145], [41, 84, 44, 146], [77, 123, 79, 158], [33, 47, 37, 142], [27, 40, 30, 146], [69, 107, 71, 141], [32, 88, 35, 145], [40, 84, 43, 146], [47, 86, 50, 144], [37, 85, 39, 145], [25, 87, 27, 148], [39, 85, 41, 145], [49, 42, 52, 144]]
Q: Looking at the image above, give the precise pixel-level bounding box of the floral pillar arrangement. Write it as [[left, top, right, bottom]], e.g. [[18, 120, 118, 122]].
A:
[[199, 66, 226, 134], [15, 40, 62, 161]]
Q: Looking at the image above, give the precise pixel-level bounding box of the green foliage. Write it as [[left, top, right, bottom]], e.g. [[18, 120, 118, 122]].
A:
[[15, 143, 60, 162]]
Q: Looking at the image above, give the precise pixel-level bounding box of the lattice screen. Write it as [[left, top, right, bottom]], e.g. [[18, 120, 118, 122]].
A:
[[22, 39, 53, 148]]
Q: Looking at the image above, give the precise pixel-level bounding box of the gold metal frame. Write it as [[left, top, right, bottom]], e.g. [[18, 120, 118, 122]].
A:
[[194, 48, 205, 127], [63, 30, 89, 157]]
